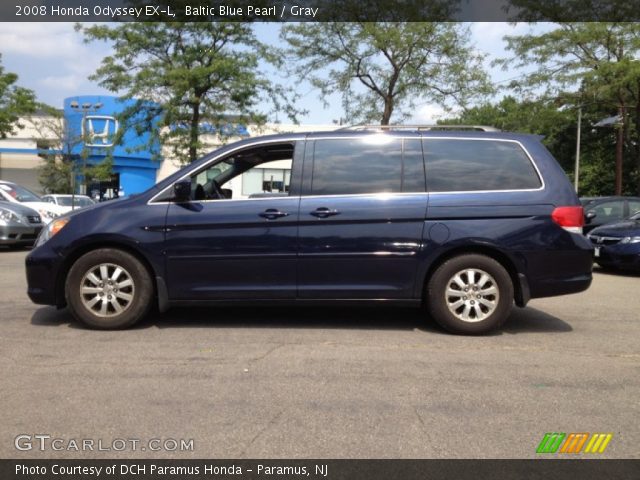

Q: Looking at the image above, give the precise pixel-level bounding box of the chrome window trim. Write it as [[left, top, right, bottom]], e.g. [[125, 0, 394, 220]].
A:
[[148, 135, 545, 205]]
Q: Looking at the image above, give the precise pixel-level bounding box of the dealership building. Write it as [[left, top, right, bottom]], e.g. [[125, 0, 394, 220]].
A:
[[0, 94, 334, 198]]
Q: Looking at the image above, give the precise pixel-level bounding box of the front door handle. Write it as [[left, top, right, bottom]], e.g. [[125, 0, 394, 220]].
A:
[[310, 207, 341, 218], [259, 209, 289, 220]]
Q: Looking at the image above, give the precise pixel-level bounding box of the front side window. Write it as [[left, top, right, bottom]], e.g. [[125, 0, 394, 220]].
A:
[[424, 139, 542, 192], [187, 142, 296, 201], [310, 137, 425, 196], [0, 183, 42, 202], [588, 201, 625, 223]]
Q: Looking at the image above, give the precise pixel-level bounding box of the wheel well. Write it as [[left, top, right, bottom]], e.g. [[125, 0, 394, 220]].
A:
[[422, 246, 523, 305], [55, 242, 158, 308]]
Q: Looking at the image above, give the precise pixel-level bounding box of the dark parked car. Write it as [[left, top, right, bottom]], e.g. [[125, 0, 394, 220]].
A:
[[0, 201, 43, 248], [587, 211, 640, 271], [25, 127, 593, 334], [581, 196, 640, 233]]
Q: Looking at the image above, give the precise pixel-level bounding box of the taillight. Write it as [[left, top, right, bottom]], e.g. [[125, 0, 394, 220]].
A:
[[551, 206, 584, 234]]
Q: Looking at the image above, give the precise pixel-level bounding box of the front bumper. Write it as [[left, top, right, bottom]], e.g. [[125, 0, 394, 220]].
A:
[[25, 243, 63, 306], [0, 224, 43, 245], [593, 243, 640, 271]]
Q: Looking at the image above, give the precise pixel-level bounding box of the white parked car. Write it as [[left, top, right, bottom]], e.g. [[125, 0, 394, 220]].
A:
[[0, 181, 67, 224], [41, 194, 95, 213]]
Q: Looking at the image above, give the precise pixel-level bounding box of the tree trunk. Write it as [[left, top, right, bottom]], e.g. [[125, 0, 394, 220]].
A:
[[615, 104, 624, 195], [636, 97, 640, 195], [381, 97, 393, 125], [189, 98, 201, 163]]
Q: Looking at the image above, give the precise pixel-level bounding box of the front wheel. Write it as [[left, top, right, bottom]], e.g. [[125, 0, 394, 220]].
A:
[[66, 248, 153, 329], [426, 254, 514, 335]]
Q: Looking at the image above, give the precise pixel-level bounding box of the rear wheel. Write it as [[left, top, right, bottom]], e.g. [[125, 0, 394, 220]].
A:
[[426, 254, 513, 335], [66, 248, 153, 329]]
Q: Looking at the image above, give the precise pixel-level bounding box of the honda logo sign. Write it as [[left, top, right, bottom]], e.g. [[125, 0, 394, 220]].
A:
[[81, 115, 119, 147]]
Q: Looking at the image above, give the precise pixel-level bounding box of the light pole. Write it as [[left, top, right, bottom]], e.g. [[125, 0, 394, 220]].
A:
[[575, 106, 582, 193], [594, 108, 626, 196], [69, 100, 103, 208]]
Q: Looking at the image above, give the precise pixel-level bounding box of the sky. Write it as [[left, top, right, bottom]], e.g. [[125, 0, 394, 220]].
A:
[[0, 22, 548, 125]]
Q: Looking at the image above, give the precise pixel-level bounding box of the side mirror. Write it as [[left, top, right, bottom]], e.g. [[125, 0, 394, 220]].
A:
[[220, 188, 233, 199], [585, 211, 597, 223], [173, 180, 192, 202]]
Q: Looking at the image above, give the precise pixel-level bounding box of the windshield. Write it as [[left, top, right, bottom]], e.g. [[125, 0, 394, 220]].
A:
[[631, 211, 640, 221], [57, 196, 94, 207], [0, 183, 42, 203]]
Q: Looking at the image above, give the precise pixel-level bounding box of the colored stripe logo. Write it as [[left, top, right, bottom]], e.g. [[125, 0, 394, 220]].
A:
[[537, 433, 612, 454]]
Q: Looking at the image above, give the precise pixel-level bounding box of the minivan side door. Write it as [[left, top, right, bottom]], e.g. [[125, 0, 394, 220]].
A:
[[162, 141, 302, 301], [297, 135, 428, 299]]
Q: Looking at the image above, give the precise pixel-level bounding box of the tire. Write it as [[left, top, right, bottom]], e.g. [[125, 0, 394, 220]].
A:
[[66, 248, 153, 329], [426, 254, 514, 335]]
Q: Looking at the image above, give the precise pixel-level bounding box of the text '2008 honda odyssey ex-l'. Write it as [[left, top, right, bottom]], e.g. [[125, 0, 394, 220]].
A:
[[26, 126, 593, 334]]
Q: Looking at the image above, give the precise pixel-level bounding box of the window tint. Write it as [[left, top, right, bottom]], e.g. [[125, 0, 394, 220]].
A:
[[424, 139, 541, 192], [310, 138, 425, 195], [588, 201, 625, 222]]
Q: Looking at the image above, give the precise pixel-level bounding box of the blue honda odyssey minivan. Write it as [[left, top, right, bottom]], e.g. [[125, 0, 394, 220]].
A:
[[25, 126, 593, 334]]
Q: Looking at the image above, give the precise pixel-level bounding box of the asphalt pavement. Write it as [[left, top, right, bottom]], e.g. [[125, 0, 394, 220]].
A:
[[1, 248, 638, 459]]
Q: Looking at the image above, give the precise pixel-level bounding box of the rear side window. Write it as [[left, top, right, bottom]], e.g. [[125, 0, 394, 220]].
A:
[[310, 138, 425, 195], [424, 139, 542, 192]]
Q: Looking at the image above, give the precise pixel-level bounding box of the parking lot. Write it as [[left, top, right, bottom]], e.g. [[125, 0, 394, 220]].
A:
[[1, 248, 638, 459]]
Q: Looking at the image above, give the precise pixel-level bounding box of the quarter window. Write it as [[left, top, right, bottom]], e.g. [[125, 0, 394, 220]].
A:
[[424, 139, 542, 192], [628, 200, 640, 217], [310, 138, 425, 195]]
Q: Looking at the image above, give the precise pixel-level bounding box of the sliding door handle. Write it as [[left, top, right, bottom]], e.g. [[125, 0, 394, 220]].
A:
[[310, 207, 340, 218], [259, 209, 289, 220]]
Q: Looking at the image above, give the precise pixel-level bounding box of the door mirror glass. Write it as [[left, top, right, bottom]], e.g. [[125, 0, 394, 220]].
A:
[[173, 180, 191, 202]]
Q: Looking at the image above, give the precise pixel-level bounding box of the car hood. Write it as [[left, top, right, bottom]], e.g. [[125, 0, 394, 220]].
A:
[[0, 201, 41, 217], [20, 201, 68, 214], [590, 220, 640, 237]]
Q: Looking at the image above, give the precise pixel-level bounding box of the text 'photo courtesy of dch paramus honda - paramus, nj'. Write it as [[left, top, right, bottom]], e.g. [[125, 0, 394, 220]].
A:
[[25, 125, 594, 335]]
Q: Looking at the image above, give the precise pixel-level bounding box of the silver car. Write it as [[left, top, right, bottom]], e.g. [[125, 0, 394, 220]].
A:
[[0, 201, 44, 248]]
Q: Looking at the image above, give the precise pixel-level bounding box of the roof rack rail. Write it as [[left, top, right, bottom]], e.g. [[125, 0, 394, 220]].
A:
[[337, 124, 501, 132]]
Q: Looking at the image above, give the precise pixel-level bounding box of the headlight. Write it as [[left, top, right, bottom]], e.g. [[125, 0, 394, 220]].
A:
[[38, 209, 59, 221], [0, 207, 22, 224], [34, 217, 70, 247], [620, 236, 640, 244]]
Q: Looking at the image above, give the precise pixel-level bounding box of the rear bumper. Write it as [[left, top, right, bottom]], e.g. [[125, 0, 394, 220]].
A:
[[528, 273, 592, 299], [525, 233, 594, 299]]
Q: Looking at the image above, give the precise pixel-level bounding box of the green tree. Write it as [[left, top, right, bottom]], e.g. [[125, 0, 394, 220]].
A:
[[441, 96, 639, 196], [281, 22, 491, 125], [499, 21, 640, 194], [0, 54, 37, 138], [440, 96, 576, 171], [79, 22, 301, 164], [30, 105, 113, 194]]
